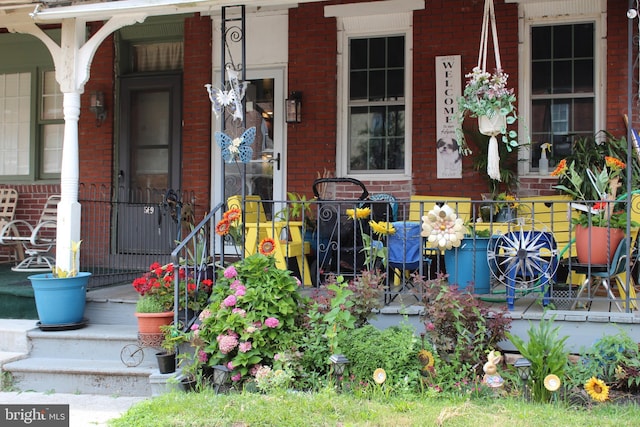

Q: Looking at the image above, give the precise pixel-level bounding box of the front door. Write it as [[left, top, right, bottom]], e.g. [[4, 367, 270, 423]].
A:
[[117, 74, 182, 254], [214, 68, 285, 219]]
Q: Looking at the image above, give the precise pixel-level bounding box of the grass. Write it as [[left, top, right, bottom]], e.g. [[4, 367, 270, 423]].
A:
[[110, 388, 640, 427]]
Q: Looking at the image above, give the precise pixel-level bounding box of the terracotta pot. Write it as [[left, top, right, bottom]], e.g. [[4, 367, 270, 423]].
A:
[[134, 311, 174, 334], [575, 225, 624, 264]]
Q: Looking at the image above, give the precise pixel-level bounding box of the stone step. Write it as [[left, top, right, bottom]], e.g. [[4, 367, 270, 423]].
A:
[[0, 319, 37, 353], [4, 357, 157, 397], [85, 284, 138, 326], [26, 324, 160, 361]]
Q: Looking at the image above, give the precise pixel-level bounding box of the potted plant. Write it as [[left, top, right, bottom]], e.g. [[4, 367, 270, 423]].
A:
[[156, 323, 192, 375], [421, 204, 491, 294], [28, 240, 91, 329], [456, 66, 519, 181], [131, 262, 213, 334], [551, 144, 639, 264]]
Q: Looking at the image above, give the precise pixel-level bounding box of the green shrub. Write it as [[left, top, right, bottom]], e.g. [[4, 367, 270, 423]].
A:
[[135, 295, 166, 313], [341, 324, 421, 390], [507, 316, 569, 403], [565, 328, 640, 393]]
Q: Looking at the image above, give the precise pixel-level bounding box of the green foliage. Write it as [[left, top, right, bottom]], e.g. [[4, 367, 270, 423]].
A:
[[135, 295, 166, 313], [416, 276, 512, 371], [340, 324, 421, 389], [565, 329, 640, 393], [555, 131, 640, 202], [507, 316, 569, 403], [159, 323, 191, 355], [346, 270, 384, 327], [197, 254, 303, 382]]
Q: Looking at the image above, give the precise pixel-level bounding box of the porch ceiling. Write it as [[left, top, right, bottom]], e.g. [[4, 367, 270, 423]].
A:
[[10, 0, 326, 23]]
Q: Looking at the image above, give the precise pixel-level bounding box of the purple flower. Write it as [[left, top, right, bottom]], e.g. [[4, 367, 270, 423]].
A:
[[231, 373, 242, 382], [264, 317, 280, 328], [223, 295, 237, 307], [239, 341, 252, 353], [224, 266, 237, 278]]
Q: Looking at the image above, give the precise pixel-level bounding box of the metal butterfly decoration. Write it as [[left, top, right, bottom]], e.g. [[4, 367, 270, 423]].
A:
[[205, 67, 248, 122], [215, 127, 256, 164]]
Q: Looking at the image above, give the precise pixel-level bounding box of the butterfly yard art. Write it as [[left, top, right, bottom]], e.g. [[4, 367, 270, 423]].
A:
[[215, 127, 256, 164], [205, 67, 249, 122]]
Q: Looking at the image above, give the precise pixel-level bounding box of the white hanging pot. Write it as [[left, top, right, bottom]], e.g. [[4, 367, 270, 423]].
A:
[[478, 113, 507, 181], [478, 113, 507, 137]]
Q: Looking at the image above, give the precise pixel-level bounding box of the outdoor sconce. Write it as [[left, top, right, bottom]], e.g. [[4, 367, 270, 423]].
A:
[[89, 91, 107, 126], [211, 364, 232, 393], [329, 354, 349, 377], [285, 91, 302, 123]]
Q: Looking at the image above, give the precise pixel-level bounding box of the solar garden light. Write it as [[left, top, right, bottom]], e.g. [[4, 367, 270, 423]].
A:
[[212, 365, 232, 393], [514, 357, 532, 399], [329, 354, 350, 377]]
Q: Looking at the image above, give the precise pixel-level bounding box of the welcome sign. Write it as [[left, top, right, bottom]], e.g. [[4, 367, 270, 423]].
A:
[[435, 55, 462, 179]]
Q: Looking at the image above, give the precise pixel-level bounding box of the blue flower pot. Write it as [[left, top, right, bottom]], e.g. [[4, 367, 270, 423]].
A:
[[443, 238, 490, 294], [29, 272, 91, 325]]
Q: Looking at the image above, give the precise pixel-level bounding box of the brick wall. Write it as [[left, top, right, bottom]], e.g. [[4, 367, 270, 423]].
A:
[[183, 14, 213, 219]]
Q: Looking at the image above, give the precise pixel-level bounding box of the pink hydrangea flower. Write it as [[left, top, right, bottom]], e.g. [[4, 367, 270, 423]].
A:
[[190, 323, 199, 331], [232, 308, 246, 317], [223, 295, 237, 307], [197, 350, 208, 363], [231, 373, 242, 382], [234, 285, 246, 297], [245, 326, 256, 334], [224, 266, 237, 278], [239, 341, 252, 353], [264, 317, 280, 328], [426, 322, 435, 331], [198, 309, 212, 320], [230, 279, 242, 290], [216, 334, 238, 354], [227, 361, 234, 370], [249, 364, 262, 376]]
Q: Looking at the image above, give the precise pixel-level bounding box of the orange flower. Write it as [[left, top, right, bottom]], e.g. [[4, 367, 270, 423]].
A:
[[224, 207, 242, 223], [216, 218, 231, 235], [550, 158, 567, 176], [259, 237, 276, 255], [605, 156, 625, 171]]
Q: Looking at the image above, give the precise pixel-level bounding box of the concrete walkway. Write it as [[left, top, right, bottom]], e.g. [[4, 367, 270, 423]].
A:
[[0, 391, 147, 426]]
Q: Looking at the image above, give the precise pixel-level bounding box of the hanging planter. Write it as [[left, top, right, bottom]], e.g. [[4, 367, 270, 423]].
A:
[[456, 0, 519, 181]]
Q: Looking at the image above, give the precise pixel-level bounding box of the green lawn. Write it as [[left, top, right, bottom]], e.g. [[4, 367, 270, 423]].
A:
[[110, 388, 640, 427]]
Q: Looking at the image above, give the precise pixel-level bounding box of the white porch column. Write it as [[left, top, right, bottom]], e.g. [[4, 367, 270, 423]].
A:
[[56, 92, 82, 271]]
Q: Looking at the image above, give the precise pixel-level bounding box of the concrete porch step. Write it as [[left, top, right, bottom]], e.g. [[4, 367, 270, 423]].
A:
[[1, 322, 167, 397], [85, 284, 138, 326], [5, 357, 156, 396]]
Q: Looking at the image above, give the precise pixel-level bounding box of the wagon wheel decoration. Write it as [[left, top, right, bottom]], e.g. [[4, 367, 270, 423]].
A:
[[120, 344, 145, 367], [487, 219, 559, 291]]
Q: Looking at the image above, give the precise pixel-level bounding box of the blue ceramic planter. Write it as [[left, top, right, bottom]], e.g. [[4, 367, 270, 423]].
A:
[[28, 272, 91, 325], [443, 238, 490, 294]]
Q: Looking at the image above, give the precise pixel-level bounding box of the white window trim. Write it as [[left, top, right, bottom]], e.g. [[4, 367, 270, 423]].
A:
[[517, 0, 607, 176], [326, 0, 424, 180]]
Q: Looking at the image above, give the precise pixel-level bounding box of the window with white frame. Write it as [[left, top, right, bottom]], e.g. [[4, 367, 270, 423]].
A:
[[0, 69, 63, 179], [326, 0, 422, 179], [0, 72, 31, 176], [529, 22, 596, 171], [348, 36, 405, 173]]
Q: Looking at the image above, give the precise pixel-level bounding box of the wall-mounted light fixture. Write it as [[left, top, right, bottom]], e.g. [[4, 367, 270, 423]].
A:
[[89, 91, 107, 126], [285, 91, 302, 123]]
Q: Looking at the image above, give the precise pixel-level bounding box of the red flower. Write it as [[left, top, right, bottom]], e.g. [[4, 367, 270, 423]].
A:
[[202, 279, 213, 287]]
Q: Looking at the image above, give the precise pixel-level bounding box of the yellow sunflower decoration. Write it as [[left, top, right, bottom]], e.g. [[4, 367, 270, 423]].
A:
[[258, 237, 276, 256], [418, 349, 435, 368], [346, 207, 371, 220], [369, 220, 396, 236], [584, 377, 609, 402], [373, 368, 387, 384]]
